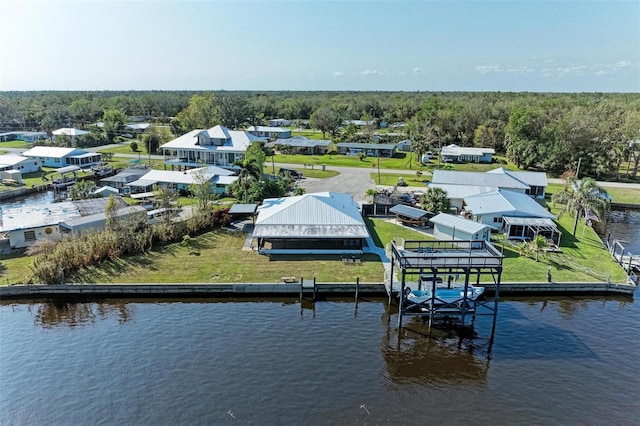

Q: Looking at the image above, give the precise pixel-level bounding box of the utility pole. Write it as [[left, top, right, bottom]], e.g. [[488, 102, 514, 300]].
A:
[[377, 154, 381, 185]]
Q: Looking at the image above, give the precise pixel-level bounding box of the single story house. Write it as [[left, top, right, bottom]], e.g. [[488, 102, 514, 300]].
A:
[[0, 131, 48, 142], [127, 165, 237, 195], [246, 126, 291, 139], [100, 167, 151, 192], [21, 146, 101, 168], [426, 183, 498, 211], [343, 119, 375, 127], [52, 128, 89, 141], [268, 118, 292, 127], [93, 185, 120, 198], [0, 201, 80, 248], [125, 123, 152, 134], [441, 144, 495, 163], [336, 142, 397, 158], [431, 168, 549, 198], [268, 136, 331, 155], [161, 125, 264, 169], [462, 189, 555, 230], [396, 139, 412, 152], [429, 213, 492, 242], [0, 154, 41, 173], [252, 192, 370, 254], [59, 205, 147, 235]]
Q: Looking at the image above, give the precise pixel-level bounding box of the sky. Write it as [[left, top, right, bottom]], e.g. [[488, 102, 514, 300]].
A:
[[1, 0, 638, 92]]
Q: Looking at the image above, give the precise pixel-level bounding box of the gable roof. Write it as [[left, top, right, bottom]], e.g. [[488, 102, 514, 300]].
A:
[[0, 154, 32, 167], [427, 183, 498, 200], [429, 213, 491, 235], [441, 144, 495, 157], [52, 128, 89, 136], [160, 126, 262, 152], [22, 146, 84, 159], [486, 167, 547, 187], [253, 192, 369, 239], [463, 189, 555, 218], [431, 169, 530, 190], [128, 166, 235, 187]]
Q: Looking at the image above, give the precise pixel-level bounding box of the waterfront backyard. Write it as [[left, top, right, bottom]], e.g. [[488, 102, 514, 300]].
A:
[[0, 213, 629, 285]]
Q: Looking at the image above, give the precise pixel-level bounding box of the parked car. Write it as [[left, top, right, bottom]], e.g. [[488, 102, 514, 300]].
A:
[[278, 168, 303, 179]]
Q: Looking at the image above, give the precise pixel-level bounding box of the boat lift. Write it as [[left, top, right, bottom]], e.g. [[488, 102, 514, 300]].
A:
[[389, 239, 504, 328]]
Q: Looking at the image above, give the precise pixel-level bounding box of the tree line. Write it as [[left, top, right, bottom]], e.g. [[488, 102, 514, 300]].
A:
[[1, 90, 639, 179]]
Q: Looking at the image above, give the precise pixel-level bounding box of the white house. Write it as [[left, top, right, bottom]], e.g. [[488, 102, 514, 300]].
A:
[[269, 136, 331, 155], [462, 189, 555, 230], [0, 202, 81, 248], [52, 128, 89, 141], [161, 125, 263, 169], [0, 131, 48, 142], [246, 126, 291, 139], [21, 146, 101, 168], [252, 192, 370, 254], [426, 183, 498, 211], [440, 144, 495, 163], [431, 168, 549, 197], [486, 168, 547, 198], [0, 154, 41, 174], [429, 213, 492, 242], [268, 118, 292, 127], [127, 165, 237, 194]]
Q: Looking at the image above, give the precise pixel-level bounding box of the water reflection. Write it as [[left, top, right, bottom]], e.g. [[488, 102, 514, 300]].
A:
[[27, 300, 134, 328], [382, 317, 493, 385]]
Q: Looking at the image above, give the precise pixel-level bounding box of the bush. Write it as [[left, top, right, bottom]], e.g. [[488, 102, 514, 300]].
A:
[[129, 141, 139, 152]]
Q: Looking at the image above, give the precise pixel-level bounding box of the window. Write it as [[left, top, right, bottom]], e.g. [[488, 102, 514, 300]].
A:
[[24, 230, 36, 241], [493, 217, 503, 223]]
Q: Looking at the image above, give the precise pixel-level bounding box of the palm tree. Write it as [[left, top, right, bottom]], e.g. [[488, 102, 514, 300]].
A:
[[552, 177, 610, 236], [530, 234, 550, 262], [235, 158, 262, 203], [421, 187, 450, 213], [365, 188, 378, 202]]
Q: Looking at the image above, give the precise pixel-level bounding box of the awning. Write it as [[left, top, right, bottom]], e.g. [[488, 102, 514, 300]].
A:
[[56, 165, 81, 174], [127, 179, 158, 188], [69, 152, 100, 159], [130, 191, 157, 199], [229, 204, 258, 215], [390, 204, 429, 220], [502, 217, 558, 228]]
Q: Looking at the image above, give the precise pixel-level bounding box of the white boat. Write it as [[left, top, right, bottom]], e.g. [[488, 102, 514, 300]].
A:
[[404, 277, 485, 311]]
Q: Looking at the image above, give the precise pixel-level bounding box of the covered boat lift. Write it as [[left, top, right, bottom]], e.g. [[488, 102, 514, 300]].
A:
[[389, 239, 504, 327]]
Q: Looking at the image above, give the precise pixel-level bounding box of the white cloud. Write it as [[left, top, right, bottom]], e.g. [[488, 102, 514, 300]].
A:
[[607, 60, 631, 70], [557, 65, 587, 76], [360, 70, 381, 76], [332, 71, 345, 77], [413, 67, 422, 74], [475, 65, 503, 74]]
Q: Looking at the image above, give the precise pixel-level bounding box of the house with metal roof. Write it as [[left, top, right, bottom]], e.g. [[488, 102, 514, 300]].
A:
[[252, 192, 370, 254], [462, 189, 555, 230], [0, 131, 48, 142], [268, 118, 292, 127], [52, 128, 89, 141], [100, 167, 151, 192], [336, 142, 397, 158], [127, 165, 237, 195], [0, 202, 81, 248], [161, 125, 264, 169], [59, 205, 147, 236], [440, 144, 495, 163], [430, 168, 547, 199], [268, 136, 331, 155], [426, 183, 499, 211], [21, 146, 101, 168], [429, 213, 492, 242], [0, 154, 41, 174], [246, 126, 291, 139]]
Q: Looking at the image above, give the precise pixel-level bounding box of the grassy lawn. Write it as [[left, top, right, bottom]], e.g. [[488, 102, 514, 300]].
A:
[[366, 218, 435, 248], [97, 143, 145, 155], [274, 153, 412, 169], [0, 250, 32, 285], [371, 172, 428, 187], [547, 182, 640, 205], [0, 141, 31, 149]]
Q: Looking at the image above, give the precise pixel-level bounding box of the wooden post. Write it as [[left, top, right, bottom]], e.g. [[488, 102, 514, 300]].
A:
[[299, 276, 303, 301], [355, 277, 359, 301], [313, 277, 316, 301], [397, 271, 406, 328]]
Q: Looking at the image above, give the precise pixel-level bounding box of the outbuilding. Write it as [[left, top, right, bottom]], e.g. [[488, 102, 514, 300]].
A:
[[429, 213, 492, 242]]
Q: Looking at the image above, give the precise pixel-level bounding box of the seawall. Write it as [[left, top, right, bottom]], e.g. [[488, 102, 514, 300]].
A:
[[0, 281, 636, 300]]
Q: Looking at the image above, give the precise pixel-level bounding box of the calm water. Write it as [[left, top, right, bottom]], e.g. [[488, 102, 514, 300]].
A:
[[1, 296, 638, 425], [0, 190, 54, 209], [599, 210, 640, 255]]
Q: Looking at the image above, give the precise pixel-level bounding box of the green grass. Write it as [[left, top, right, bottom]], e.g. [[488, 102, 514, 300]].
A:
[[370, 172, 428, 187], [365, 218, 435, 248], [547, 182, 640, 205], [0, 141, 31, 149], [98, 144, 146, 154]]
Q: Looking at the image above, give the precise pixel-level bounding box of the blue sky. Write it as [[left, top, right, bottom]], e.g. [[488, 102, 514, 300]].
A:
[[1, 1, 638, 92]]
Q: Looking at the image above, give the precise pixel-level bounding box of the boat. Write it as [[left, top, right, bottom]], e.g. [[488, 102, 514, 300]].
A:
[[404, 276, 485, 312]]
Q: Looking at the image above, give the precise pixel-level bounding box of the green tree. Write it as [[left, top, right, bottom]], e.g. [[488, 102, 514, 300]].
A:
[[365, 188, 377, 202], [234, 158, 263, 203], [102, 108, 127, 143], [421, 187, 450, 213], [189, 168, 218, 212], [129, 141, 138, 152], [310, 106, 342, 138], [552, 177, 610, 236], [69, 180, 97, 201], [175, 92, 219, 132]]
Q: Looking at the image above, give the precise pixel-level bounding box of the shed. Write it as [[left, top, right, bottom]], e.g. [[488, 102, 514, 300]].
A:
[[429, 213, 492, 242]]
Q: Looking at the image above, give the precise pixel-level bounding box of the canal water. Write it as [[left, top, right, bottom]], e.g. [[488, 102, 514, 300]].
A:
[[599, 209, 640, 255], [1, 296, 638, 425]]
